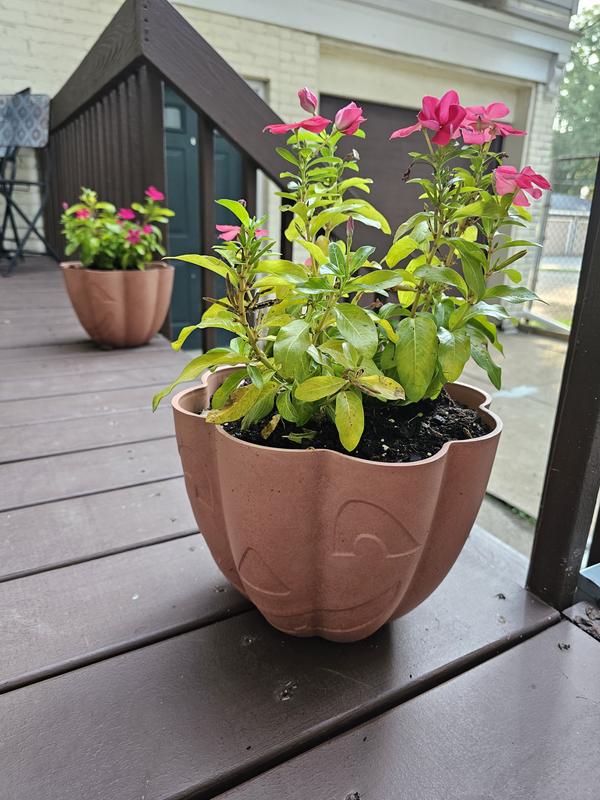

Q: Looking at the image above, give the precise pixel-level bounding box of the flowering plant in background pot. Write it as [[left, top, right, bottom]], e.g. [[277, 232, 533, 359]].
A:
[[158, 89, 550, 641], [60, 186, 176, 348]]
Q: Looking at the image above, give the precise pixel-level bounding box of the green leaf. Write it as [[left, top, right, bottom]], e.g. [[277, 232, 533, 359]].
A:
[[329, 241, 346, 274], [438, 328, 471, 383], [335, 389, 364, 451], [471, 342, 502, 390], [259, 259, 308, 282], [354, 374, 405, 400], [295, 375, 348, 401], [216, 199, 250, 227], [319, 339, 360, 369], [275, 147, 299, 167], [413, 265, 468, 297], [384, 236, 418, 267], [342, 200, 391, 234], [394, 212, 431, 242], [211, 369, 247, 410], [206, 383, 262, 424], [395, 316, 438, 402], [334, 304, 378, 357], [168, 254, 238, 286], [152, 349, 244, 411], [504, 268, 522, 284], [273, 319, 311, 380], [450, 239, 486, 301], [241, 384, 278, 429], [276, 389, 312, 425], [298, 238, 328, 266], [484, 285, 540, 304], [346, 269, 404, 293]]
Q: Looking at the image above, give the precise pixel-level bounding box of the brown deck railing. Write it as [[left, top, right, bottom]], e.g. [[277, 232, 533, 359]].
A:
[[45, 0, 292, 345]]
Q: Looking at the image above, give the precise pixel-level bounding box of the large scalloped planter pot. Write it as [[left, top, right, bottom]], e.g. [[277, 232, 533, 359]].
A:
[[173, 367, 502, 642], [61, 262, 174, 348]]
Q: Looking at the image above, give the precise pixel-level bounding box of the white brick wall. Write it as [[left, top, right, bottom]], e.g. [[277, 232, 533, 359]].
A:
[[1, 0, 557, 263]]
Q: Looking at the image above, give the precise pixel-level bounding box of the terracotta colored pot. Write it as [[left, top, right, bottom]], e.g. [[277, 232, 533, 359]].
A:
[[61, 262, 174, 348], [173, 367, 502, 642]]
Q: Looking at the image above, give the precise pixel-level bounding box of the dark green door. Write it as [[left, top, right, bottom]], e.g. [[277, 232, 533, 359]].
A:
[[213, 131, 244, 347], [164, 88, 245, 349], [164, 87, 201, 348]]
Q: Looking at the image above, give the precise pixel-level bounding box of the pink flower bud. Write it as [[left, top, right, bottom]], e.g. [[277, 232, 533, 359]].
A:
[[298, 87, 318, 114], [118, 208, 136, 220], [334, 102, 366, 135]]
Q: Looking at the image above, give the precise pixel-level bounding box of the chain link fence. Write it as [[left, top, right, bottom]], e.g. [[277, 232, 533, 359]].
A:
[[524, 154, 597, 332]]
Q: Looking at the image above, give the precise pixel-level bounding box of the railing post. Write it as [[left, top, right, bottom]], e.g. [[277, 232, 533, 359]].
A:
[[526, 158, 600, 609], [199, 112, 216, 351]]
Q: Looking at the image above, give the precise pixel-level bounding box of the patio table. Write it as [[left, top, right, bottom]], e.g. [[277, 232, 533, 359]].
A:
[[1, 259, 599, 799]]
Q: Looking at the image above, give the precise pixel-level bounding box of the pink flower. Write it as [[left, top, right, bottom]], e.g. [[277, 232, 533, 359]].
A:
[[216, 225, 268, 241], [118, 207, 136, 220], [62, 202, 69, 211], [390, 91, 466, 146], [334, 102, 366, 135], [126, 228, 141, 244], [264, 115, 331, 135], [145, 185, 165, 201], [74, 208, 90, 219], [142, 224, 153, 234], [462, 103, 526, 144], [494, 165, 551, 206], [216, 224, 241, 241], [298, 87, 318, 114]]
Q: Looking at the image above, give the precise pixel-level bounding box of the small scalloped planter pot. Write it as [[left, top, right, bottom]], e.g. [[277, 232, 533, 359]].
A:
[[173, 366, 502, 642], [61, 261, 174, 348]]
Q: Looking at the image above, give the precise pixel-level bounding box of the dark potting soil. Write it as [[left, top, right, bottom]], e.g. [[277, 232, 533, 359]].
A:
[[223, 389, 489, 463]]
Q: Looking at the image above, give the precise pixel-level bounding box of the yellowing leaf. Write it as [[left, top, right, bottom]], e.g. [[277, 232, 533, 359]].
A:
[[355, 374, 405, 400], [295, 375, 348, 402], [385, 237, 419, 267], [206, 384, 262, 424], [335, 389, 364, 451]]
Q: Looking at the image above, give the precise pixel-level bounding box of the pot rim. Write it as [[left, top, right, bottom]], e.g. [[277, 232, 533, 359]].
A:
[[172, 367, 503, 468], [60, 260, 173, 272]]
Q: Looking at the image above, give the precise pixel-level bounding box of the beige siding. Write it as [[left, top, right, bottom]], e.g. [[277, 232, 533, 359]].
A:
[[1, 0, 557, 259]]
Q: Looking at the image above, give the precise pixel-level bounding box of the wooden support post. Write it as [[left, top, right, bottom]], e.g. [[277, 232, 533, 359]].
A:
[[527, 159, 600, 609]]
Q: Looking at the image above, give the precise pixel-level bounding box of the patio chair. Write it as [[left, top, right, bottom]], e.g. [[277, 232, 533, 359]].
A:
[[0, 89, 57, 276]]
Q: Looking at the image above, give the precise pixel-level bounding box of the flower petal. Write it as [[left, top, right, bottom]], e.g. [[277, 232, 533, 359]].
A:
[[390, 122, 422, 139]]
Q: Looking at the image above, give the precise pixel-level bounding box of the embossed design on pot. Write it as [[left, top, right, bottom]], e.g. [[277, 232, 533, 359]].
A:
[[61, 262, 174, 348], [172, 366, 502, 642]]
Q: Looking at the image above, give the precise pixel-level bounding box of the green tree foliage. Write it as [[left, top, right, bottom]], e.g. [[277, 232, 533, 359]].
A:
[[552, 6, 600, 196]]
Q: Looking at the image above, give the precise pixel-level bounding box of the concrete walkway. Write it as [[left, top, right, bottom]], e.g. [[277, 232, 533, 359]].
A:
[[465, 329, 568, 556]]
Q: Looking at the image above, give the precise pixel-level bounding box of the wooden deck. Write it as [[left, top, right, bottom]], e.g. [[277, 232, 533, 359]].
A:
[[1, 258, 599, 799]]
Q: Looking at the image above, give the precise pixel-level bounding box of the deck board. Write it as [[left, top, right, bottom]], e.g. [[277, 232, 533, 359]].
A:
[[0, 532, 557, 800], [216, 621, 600, 800], [0, 384, 174, 427], [1, 405, 173, 462], [0, 438, 183, 510], [0, 478, 196, 581], [0, 536, 249, 692]]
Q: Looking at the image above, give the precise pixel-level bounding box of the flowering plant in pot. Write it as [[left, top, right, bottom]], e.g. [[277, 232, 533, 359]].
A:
[[155, 89, 550, 641], [60, 186, 175, 348]]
